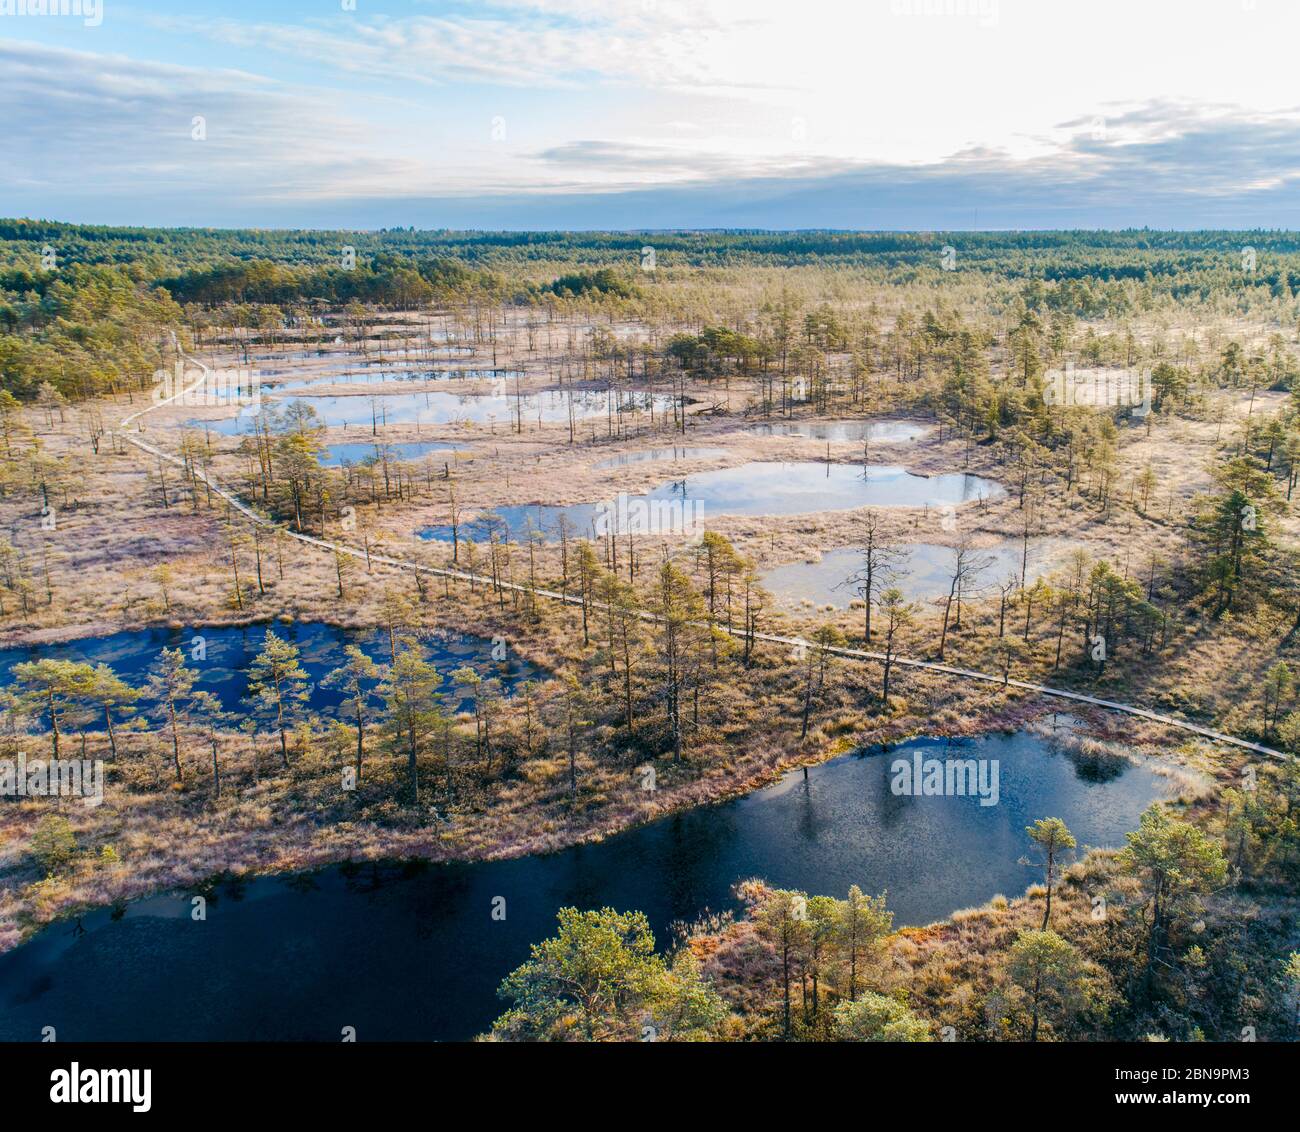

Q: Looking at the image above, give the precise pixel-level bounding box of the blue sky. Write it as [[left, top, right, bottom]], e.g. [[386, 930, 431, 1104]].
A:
[[5, 0, 1300, 230]]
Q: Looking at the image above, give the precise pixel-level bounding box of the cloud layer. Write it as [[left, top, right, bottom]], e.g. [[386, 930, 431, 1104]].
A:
[[5, 1, 1300, 228]]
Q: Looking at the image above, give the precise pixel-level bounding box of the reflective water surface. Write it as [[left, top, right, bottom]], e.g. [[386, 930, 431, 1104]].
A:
[[420, 461, 1004, 542], [0, 622, 538, 717], [0, 726, 1163, 1041]]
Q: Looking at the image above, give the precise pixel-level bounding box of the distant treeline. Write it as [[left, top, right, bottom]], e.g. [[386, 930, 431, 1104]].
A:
[[7, 218, 1300, 400], [9, 217, 1300, 298], [155, 254, 502, 307]]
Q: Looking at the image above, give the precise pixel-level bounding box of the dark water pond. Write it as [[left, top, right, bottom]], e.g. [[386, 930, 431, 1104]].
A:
[[0, 726, 1164, 1041], [420, 461, 1004, 543], [0, 622, 539, 718]]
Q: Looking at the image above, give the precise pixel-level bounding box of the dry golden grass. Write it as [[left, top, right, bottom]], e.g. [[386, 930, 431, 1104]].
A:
[[1, 307, 1294, 962]]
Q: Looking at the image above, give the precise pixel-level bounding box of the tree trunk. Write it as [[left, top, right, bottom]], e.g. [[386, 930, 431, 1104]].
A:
[[103, 706, 118, 760]]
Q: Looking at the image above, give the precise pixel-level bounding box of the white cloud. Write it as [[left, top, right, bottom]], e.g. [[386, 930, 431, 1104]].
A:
[[9, 0, 1300, 225], [142, 4, 742, 93], [0, 40, 532, 204]]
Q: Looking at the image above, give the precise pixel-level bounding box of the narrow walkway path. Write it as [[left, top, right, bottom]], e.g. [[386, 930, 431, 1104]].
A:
[[114, 342, 1291, 763]]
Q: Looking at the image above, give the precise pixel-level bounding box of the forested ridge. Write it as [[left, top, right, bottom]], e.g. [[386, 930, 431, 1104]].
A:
[[9, 219, 1300, 300]]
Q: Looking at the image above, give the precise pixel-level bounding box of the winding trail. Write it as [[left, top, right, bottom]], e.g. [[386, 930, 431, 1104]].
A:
[[114, 340, 1291, 763]]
